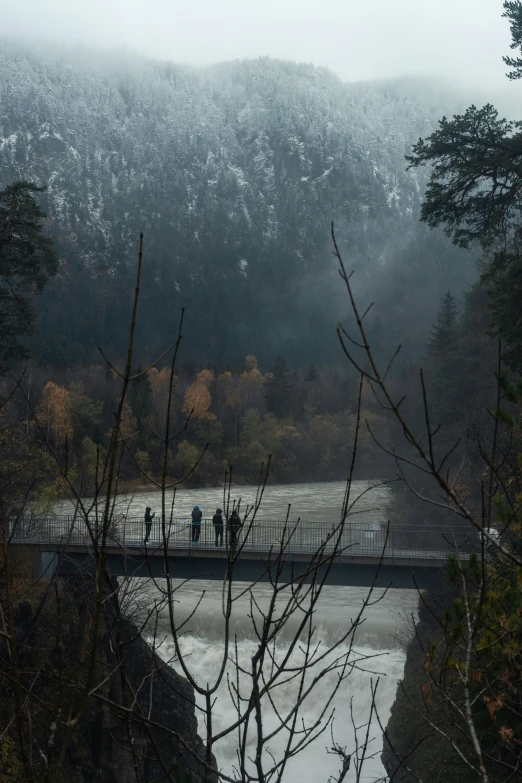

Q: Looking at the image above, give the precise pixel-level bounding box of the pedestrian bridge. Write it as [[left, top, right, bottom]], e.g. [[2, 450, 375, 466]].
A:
[[6, 515, 477, 590]]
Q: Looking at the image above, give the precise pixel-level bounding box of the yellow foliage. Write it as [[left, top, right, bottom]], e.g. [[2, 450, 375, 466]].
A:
[[226, 387, 243, 411], [37, 381, 74, 447], [245, 354, 258, 372], [196, 369, 214, 387], [183, 380, 212, 419], [181, 370, 214, 419], [148, 367, 179, 427], [238, 361, 264, 410]]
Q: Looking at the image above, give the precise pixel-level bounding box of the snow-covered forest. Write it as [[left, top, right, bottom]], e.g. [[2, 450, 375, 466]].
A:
[[3, 3, 522, 779], [0, 39, 474, 367]]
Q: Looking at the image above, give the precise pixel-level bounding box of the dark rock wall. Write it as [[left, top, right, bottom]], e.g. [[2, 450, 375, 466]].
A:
[[1, 575, 214, 783], [381, 590, 471, 783]]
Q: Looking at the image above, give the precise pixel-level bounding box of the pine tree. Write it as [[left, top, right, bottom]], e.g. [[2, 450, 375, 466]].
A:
[[305, 363, 319, 384], [128, 368, 152, 448], [407, 3, 522, 366], [427, 290, 458, 357], [264, 356, 292, 418], [0, 181, 58, 363]]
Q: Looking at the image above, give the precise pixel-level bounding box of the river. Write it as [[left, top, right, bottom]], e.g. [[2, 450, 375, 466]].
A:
[[139, 578, 417, 783], [109, 480, 417, 782], [69, 478, 392, 526]]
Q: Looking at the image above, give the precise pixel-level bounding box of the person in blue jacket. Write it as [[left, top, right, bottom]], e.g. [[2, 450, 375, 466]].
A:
[[191, 505, 203, 544]]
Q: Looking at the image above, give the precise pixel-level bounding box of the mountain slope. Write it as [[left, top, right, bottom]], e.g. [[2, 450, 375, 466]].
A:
[[0, 40, 475, 367]]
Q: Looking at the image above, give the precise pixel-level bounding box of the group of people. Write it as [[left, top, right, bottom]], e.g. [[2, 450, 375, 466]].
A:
[[192, 505, 242, 546], [143, 505, 242, 547]]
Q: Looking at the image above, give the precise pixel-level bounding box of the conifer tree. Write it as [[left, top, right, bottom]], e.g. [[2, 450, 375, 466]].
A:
[[264, 356, 292, 418], [304, 363, 319, 384], [0, 181, 58, 363], [407, 2, 522, 366], [427, 289, 458, 357], [128, 368, 152, 449]]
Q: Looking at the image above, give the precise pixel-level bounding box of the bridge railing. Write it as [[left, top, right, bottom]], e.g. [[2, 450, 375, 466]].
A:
[[7, 514, 482, 558]]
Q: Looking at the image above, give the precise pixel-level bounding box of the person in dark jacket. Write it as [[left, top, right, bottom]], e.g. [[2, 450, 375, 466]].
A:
[[228, 509, 241, 549], [191, 505, 203, 544], [213, 508, 224, 547], [144, 507, 155, 544]]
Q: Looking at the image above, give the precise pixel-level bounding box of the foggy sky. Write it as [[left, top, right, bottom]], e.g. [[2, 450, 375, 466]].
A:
[[2, 0, 515, 89]]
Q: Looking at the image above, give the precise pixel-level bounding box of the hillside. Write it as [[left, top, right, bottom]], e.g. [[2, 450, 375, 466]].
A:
[[0, 40, 475, 368]]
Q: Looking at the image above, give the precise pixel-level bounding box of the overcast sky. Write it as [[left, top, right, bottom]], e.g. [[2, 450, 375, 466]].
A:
[[2, 0, 516, 89]]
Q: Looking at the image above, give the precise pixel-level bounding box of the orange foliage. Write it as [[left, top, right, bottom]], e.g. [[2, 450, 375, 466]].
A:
[[484, 695, 504, 720], [183, 370, 214, 419], [498, 726, 514, 747]]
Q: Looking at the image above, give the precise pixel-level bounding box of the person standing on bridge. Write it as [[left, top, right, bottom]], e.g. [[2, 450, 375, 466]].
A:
[[191, 505, 203, 544], [228, 509, 241, 549], [213, 508, 224, 547], [144, 507, 155, 545]]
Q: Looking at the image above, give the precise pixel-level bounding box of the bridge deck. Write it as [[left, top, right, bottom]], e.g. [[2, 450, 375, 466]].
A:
[[6, 515, 482, 588], [7, 515, 478, 563]]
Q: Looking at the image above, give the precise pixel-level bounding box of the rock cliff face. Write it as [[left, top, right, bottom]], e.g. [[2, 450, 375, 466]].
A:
[[94, 611, 211, 783], [381, 590, 470, 783], [67, 574, 216, 783], [1, 576, 213, 783]]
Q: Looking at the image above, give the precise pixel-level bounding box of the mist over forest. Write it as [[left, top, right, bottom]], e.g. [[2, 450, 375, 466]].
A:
[[0, 39, 477, 370], [3, 4, 522, 779]]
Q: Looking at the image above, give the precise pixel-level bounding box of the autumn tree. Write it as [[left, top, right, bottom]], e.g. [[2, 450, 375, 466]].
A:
[[239, 354, 264, 410], [148, 366, 179, 431], [37, 381, 74, 451], [119, 399, 137, 440], [68, 381, 103, 443], [182, 369, 214, 419]]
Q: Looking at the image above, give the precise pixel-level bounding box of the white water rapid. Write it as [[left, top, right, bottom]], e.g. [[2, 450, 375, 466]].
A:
[[65, 480, 418, 780], [140, 577, 418, 783], [65, 479, 392, 526]]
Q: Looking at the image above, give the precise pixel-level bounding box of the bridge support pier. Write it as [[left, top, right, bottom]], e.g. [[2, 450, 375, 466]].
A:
[[39, 552, 58, 580]]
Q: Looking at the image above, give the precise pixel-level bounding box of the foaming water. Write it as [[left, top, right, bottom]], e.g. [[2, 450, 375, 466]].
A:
[[60, 479, 411, 778], [150, 580, 414, 650], [59, 479, 391, 526], [141, 579, 418, 783]]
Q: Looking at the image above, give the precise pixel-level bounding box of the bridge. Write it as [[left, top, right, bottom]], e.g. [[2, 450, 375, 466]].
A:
[[6, 515, 477, 589]]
